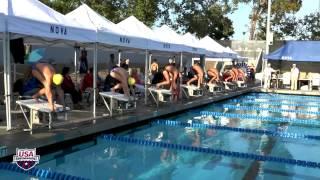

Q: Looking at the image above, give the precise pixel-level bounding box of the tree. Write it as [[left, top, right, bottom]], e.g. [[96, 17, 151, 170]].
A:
[[40, 0, 160, 26], [235, 0, 302, 40], [40, 0, 80, 15], [41, 0, 236, 39], [174, 0, 234, 40], [40, 0, 128, 23], [295, 12, 320, 40], [257, 12, 320, 40], [125, 0, 160, 27]]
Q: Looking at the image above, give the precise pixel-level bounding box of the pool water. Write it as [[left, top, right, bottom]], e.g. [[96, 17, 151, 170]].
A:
[[3, 93, 320, 179]]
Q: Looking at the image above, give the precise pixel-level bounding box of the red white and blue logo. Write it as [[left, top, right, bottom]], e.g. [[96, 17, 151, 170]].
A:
[[13, 148, 40, 171]]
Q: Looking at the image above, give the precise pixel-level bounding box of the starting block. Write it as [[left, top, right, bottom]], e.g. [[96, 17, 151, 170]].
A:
[[16, 99, 67, 131], [237, 81, 247, 88], [148, 87, 172, 107], [99, 92, 136, 116], [223, 82, 238, 90], [181, 85, 203, 98], [207, 83, 224, 93]]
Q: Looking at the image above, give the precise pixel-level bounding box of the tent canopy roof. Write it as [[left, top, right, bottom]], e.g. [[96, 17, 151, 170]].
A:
[[117, 16, 184, 53], [66, 4, 123, 34], [153, 25, 183, 44], [66, 4, 149, 50], [182, 33, 206, 54], [200, 36, 225, 53], [199, 35, 226, 57], [266, 41, 320, 62], [0, 0, 96, 42], [153, 25, 197, 53], [117, 16, 158, 41]]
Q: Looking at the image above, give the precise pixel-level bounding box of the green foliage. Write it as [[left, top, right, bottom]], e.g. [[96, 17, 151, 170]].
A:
[[41, 0, 235, 39], [40, 0, 160, 26], [125, 0, 160, 27], [174, 0, 234, 40], [235, 0, 302, 40], [296, 12, 320, 40]]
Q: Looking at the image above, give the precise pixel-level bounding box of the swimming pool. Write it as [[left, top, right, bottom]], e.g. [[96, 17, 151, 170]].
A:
[[2, 92, 320, 179]]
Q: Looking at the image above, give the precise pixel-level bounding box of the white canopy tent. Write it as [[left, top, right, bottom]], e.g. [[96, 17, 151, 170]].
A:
[[117, 16, 184, 54], [198, 36, 225, 58], [181, 33, 207, 55], [153, 25, 196, 54], [66, 4, 148, 51], [224, 46, 238, 59], [0, 0, 96, 42], [0, 0, 97, 130]]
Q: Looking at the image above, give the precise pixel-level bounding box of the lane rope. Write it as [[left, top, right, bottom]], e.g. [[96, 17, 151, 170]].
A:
[[223, 104, 320, 115], [242, 96, 320, 103], [152, 120, 320, 141], [229, 99, 320, 108], [103, 134, 320, 169], [200, 111, 320, 126], [249, 93, 320, 100], [0, 162, 89, 180]]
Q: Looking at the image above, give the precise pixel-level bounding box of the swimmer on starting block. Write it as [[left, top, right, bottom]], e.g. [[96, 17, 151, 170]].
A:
[[207, 68, 220, 84], [223, 68, 236, 82], [110, 66, 131, 97], [31, 62, 64, 111], [156, 64, 180, 99], [187, 63, 204, 88], [237, 68, 246, 81]]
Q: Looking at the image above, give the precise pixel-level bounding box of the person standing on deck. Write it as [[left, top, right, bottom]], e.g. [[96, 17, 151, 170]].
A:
[[290, 64, 299, 90]]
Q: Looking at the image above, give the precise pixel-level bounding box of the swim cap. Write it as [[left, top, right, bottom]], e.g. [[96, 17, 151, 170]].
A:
[[128, 77, 136, 86], [53, 74, 63, 85]]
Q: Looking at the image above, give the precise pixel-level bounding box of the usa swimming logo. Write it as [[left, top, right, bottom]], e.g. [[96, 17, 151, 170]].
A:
[[13, 148, 40, 171]]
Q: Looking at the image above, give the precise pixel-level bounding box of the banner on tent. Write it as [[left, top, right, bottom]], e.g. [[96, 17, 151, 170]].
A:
[[50, 25, 67, 35], [163, 43, 171, 49], [281, 56, 293, 60], [120, 36, 130, 44]]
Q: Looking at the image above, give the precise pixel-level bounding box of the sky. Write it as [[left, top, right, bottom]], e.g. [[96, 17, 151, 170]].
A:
[[228, 0, 319, 40]]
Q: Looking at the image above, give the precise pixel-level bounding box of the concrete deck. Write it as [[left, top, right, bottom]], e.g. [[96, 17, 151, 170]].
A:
[[0, 85, 259, 160]]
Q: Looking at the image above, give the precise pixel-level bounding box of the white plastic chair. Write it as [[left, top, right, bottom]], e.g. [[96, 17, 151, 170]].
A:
[[282, 72, 291, 89], [311, 73, 320, 90]]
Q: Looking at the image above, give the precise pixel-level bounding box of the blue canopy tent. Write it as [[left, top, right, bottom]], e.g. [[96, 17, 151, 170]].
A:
[[265, 41, 320, 62]]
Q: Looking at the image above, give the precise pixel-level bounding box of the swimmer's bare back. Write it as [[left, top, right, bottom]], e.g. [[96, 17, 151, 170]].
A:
[[32, 63, 56, 111]]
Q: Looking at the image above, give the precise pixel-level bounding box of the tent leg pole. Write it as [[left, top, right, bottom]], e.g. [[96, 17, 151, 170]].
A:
[[74, 47, 77, 83], [180, 52, 183, 73], [13, 63, 16, 82], [3, 28, 8, 130], [118, 50, 121, 66], [180, 52, 183, 99], [144, 50, 149, 105], [148, 53, 152, 72], [93, 43, 98, 118], [5, 32, 11, 130]]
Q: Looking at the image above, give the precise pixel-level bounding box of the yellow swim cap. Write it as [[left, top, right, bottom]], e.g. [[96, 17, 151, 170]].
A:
[[53, 74, 64, 85], [128, 77, 136, 86]]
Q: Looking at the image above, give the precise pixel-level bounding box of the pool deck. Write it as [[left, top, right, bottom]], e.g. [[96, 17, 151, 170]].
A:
[[0, 85, 258, 160]]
